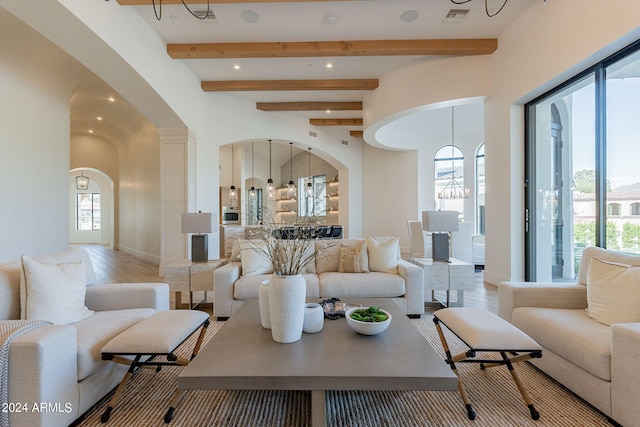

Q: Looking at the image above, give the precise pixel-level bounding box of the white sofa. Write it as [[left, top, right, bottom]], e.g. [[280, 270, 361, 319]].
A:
[[0, 248, 169, 427], [214, 238, 425, 318], [499, 246, 640, 426]]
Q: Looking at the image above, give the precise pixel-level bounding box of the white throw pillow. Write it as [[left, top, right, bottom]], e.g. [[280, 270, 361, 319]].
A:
[[366, 236, 399, 273], [586, 257, 640, 326], [20, 255, 94, 325], [239, 240, 274, 276]]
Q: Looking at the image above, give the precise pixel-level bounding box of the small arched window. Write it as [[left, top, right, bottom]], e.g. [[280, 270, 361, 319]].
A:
[[434, 144, 465, 215]]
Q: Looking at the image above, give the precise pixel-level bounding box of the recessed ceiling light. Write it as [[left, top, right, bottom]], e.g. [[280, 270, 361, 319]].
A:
[[326, 110, 331, 114], [96, 116, 103, 121], [107, 96, 115, 102], [241, 10, 260, 23], [400, 10, 419, 23], [88, 130, 94, 134], [234, 64, 240, 70], [326, 63, 333, 69]]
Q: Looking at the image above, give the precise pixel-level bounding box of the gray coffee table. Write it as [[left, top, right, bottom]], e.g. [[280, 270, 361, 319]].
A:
[[171, 298, 457, 426]]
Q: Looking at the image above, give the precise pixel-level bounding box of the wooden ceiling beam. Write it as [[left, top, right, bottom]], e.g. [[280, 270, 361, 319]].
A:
[[257, 102, 362, 111], [117, 0, 356, 4], [202, 79, 378, 91], [310, 118, 363, 126], [169, 39, 497, 59]]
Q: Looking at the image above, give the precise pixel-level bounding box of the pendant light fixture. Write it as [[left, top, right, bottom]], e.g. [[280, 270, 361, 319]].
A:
[[75, 170, 89, 190], [306, 147, 313, 197], [249, 141, 256, 199], [267, 139, 275, 200], [229, 144, 237, 204], [437, 106, 470, 200], [286, 142, 296, 198]]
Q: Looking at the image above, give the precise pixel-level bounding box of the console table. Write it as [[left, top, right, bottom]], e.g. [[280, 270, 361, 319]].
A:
[[164, 259, 226, 309], [410, 257, 474, 307]]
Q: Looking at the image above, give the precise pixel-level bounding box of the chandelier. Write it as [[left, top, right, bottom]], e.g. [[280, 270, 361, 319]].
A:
[[75, 170, 89, 190], [437, 107, 469, 200]]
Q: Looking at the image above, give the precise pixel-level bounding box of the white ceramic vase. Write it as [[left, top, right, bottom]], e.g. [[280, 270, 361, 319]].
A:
[[268, 274, 306, 343], [303, 303, 324, 333], [258, 280, 271, 329]]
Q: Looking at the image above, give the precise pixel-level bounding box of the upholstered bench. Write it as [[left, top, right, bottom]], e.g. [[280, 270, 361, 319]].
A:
[[100, 310, 210, 423], [433, 308, 542, 421]]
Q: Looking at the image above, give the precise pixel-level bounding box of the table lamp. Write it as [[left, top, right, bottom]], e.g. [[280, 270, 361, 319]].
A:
[[422, 211, 459, 262], [181, 212, 212, 262]]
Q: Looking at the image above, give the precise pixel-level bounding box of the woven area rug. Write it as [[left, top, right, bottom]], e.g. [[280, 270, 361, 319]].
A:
[[76, 316, 613, 427]]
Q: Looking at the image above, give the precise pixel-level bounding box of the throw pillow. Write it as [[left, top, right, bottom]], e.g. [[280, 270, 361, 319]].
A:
[[338, 241, 369, 273], [239, 240, 274, 276], [20, 255, 94, 325], [586, 257, 640, 326], [366, 236, 400, 273]]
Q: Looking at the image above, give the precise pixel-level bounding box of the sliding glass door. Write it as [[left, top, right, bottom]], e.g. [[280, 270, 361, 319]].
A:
[[525, 40, 640, 281]]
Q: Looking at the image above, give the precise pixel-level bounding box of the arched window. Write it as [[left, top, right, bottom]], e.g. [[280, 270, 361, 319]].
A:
[[434, 144, 465, 216], [475, 143, 485, 234]]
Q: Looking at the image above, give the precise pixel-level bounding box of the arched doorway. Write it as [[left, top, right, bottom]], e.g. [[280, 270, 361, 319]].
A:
[[69, 168, 114, 247]]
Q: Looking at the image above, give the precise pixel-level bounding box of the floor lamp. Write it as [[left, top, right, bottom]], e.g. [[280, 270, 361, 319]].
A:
[[422, 211, 459, 262], [181, 212, 212, 262]]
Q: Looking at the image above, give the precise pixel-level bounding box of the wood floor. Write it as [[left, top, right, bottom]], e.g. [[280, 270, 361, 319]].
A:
[[78, 244, 499, 314]]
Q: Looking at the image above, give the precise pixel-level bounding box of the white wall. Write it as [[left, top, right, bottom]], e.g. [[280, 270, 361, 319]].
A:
[[0, 8, 93, 262]]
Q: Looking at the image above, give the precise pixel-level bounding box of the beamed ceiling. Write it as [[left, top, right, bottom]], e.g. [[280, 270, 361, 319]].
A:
[[103, 1, 535, 134]]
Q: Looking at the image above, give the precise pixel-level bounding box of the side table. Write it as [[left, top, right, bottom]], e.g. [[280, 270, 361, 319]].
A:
[[164, 259, 227, 309], [410, 257, 474, 307]]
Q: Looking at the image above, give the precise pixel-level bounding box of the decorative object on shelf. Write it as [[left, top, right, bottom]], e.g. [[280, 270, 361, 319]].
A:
[[437, 106, 469, 200], [229, 144, 237, 204], [267, 140, 275, 201], [286, 142, 296, 198], [422, 210, 459, 262], [259, 280, 271, 329], [249, 141, 256, 199], [303, 302, 324, 333], [75, 170, 90, 190], [181, 211, 213, 262], [306, 147, 313, 197]]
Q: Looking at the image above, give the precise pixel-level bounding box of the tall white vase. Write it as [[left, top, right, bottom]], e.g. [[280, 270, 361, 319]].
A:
[[258, 280, 271, 329], [268, 274, 306, 343]]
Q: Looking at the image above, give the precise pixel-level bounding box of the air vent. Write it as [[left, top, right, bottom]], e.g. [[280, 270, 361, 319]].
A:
[[342, 140, 349, 146], [309, 131, 317, 138], [443, 8, 470, 22], [193, 9, 219, 23]]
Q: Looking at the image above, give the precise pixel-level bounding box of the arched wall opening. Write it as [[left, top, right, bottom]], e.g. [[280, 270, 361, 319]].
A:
[[69, 167, 114, 247]]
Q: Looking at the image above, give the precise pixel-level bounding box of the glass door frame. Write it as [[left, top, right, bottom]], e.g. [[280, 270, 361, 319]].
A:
[[524, 39, 640, 281]]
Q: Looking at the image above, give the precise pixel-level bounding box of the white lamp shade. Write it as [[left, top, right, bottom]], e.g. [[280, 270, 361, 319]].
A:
[[422, 211, 459, 232], [181, 212, 212, 234]]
